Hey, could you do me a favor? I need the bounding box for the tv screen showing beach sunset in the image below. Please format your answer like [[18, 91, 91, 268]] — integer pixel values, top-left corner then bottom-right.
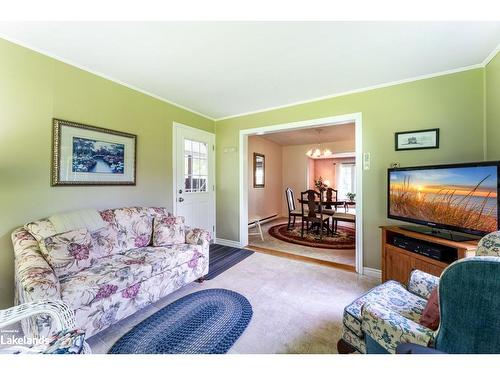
[[389, 166, 498, 234]]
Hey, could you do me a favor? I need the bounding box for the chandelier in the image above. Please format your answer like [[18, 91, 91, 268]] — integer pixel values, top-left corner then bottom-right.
[[305, 129, 332, 158]]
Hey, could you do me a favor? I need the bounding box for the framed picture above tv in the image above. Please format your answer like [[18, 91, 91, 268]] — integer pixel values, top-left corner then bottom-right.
[[395, 128, 439, 151], [52, 118, 137, 186]]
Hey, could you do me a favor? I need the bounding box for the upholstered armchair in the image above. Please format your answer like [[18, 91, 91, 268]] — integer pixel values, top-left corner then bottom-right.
[[339, 231, 500, 354]]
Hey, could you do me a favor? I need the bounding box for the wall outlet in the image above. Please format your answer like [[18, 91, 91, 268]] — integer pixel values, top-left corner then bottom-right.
[[363, 152, 371, 170]]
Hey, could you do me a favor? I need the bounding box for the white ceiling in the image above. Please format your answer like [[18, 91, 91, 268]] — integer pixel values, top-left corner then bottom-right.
[[0, 22, 499, 120], [258, 122, 354, 146]]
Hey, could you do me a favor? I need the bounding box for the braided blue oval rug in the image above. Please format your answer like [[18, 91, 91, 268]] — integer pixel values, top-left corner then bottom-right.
[[108, 289, 253, 354]]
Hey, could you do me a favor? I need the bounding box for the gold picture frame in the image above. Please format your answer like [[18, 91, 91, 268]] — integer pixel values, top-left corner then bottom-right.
[[52, 118, 137, 186]]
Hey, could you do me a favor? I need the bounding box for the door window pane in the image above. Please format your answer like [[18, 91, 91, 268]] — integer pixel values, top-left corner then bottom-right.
[[184, 139, 208, 193]]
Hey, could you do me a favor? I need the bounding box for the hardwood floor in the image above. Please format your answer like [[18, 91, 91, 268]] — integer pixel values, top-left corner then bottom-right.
[[248, 217, 356, 270], [246, 245, 356, 272]]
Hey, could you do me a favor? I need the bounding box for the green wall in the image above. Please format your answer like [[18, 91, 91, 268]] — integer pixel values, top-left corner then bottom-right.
[[486, 52, 500, 159], [0, 38, 214, 308], [215, 69, 485, 271]]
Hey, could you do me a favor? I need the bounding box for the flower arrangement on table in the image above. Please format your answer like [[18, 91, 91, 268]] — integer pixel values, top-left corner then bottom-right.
[[314, 176, 328, 191]]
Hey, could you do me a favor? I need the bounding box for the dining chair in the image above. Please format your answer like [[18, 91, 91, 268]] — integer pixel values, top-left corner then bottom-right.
[[322, 188, 337, 232], [300, 190, 330, 240], [324, 188, 338, 210], [285, 188, 303, 230]]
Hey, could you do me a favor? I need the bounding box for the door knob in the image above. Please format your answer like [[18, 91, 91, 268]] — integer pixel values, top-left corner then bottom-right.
[[178, 197, 184, 202]]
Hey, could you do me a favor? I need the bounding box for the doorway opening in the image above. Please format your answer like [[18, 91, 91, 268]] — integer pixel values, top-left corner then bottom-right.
[[239, 114, 363, 274]]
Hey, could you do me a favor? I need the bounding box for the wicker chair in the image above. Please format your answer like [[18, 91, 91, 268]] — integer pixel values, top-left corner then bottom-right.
[[0, 299, 91, 354]]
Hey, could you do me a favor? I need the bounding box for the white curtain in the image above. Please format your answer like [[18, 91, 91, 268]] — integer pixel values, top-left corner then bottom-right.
[[336, 163, 356, 200]]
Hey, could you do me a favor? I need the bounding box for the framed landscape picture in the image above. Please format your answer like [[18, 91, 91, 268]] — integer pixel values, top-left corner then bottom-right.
[[395, 128, 439, 151], [52, 119, 136, 186]]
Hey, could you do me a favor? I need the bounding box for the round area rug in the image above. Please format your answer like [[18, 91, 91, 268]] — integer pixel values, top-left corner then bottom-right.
[[108, 289, 253, 354], [268, 223, 355, 249]]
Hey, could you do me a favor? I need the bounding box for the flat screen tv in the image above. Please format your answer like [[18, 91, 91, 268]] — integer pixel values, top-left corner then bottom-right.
[[388, 161, 500, 239]]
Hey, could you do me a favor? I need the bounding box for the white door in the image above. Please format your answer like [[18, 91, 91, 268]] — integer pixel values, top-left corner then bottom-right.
[[174, 123, 215, 239]]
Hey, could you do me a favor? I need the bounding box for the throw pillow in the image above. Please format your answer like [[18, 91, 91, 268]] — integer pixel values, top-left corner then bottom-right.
[[43, 229, 94, 279], [24, 218, 58, 253], [153, 216, 186, 246], [90, 224, 120, 258], [419, 288, 440, 330]]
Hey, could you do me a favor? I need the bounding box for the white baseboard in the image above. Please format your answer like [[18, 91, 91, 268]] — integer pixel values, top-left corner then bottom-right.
[[363, 267, 382, 281], [215, 238, 243, 248]]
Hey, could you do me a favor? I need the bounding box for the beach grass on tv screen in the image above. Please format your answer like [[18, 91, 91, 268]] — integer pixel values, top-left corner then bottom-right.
[[390, 171, 497, 234]]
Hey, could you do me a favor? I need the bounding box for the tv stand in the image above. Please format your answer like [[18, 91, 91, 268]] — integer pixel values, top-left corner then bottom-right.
[[381, 226, 479, 284], [400, 225, 480, 242]]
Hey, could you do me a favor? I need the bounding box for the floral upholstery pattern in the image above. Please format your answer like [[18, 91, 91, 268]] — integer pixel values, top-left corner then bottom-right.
[[407, 269, 440, 300], [12, 207, 210, 339], [186, 227, 212, 247], [343, 280, 427, 339], [361, 302, 435, 353], [43, 229, 94, 279], [476, 231, 500, 256], [24, 219, 58, 254], [90, 224, 120, 258], [42, 329, 86, 354], [60, 244, 204, 309], [106, 207, 153, 251], [74, 259, 208, 337], [152, 216, 185, 246], [342, 325, 365, 353]]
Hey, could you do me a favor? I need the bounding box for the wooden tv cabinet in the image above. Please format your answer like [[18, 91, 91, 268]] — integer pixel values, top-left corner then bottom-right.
[[381, 226, 479, 284]]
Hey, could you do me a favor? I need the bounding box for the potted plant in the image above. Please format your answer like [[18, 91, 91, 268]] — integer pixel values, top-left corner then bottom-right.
[[346, 192, 356, 202]]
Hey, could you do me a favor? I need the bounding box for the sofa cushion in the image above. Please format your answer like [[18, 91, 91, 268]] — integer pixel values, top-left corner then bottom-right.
[[343, 280, 427, 338], [24, 219, 58, 253], [147, 207, 173, 218], [43, 229, 95, 279], [152, 216, 185, 246], [90, 224, 120, 258], [49, 208, 106, 234], [60, 244, 204, 309], [110, 207, 153, 251], [60, 254, 154, 308], [124, 244, 204, 275]]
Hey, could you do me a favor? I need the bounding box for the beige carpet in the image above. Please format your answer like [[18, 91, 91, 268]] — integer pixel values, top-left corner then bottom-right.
[[249, 217, 356, 267], [87, 251, 378, 354]]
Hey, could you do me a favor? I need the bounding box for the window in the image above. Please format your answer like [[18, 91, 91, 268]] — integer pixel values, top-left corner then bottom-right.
[[338, 163, 356, 200], [184, 139, 208, 192]]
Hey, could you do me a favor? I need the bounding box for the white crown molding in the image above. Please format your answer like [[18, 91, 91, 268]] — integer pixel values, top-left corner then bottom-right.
[[215, 63, 484, 121], [0, 34, 216, 122], [3, 33, 498, 123], [482, 42, 500, 66]]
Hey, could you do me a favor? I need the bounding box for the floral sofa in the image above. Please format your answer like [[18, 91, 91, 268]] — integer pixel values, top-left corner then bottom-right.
[[12, 207, 210, 339]]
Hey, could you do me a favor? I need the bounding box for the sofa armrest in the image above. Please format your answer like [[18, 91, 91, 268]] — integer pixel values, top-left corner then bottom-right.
[[361, 301, 435, 354], [185, 227, 211, 251], [407, 269, 439, 300], [476, 231, 500, 256], [12, 228, 62, 338]]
